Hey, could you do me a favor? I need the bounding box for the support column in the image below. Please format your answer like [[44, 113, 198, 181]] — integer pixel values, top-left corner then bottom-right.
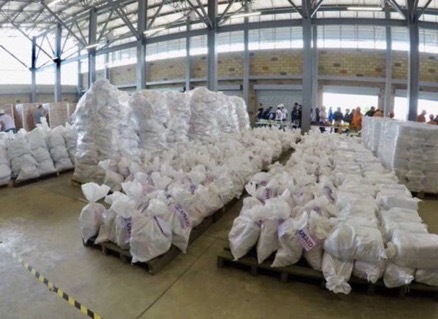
[[301, 17, 313, 133], [104, 40, 110, 80], [136, 0, 147, 90], [77, 49, 82, 98], [55, 23, 62, 102], [207, 0, 218, 91], [311, 24, 318, 112], [88, 9, 97, 88], [31, 36, 37, 103], [384, 6, 393, 117], [243, 24, 250, 109], [185, 15, 191, 92], [407, 20, 420, 121]]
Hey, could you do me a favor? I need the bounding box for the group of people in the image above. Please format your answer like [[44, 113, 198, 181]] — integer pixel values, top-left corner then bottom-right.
[[416, 110, 438, 125], [256, 104, 289, 122], [0, 104, 47, 134], [316, 106, 396, 133]]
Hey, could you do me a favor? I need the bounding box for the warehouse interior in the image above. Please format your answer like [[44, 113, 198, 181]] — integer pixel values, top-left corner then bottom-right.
[[1, 1, 438, 319]]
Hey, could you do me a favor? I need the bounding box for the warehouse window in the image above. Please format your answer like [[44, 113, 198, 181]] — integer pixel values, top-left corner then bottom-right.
[[218, 31, 244, 53], [318, 25, 386, 50], [394, 97, 438, 121], [249, 27, 303, 50], [0, 34, 31, 84]]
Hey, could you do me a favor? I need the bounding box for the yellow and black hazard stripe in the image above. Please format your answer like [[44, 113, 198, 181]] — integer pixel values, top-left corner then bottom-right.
[[12, 253, 103, 319]]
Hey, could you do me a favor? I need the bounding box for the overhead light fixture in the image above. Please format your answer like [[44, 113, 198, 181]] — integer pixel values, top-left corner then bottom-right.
[[48, 0, 63, 7], [143, 27, 166, 35], [85, 43, 99, 49], [232, 11, 261, 19], [347, 6, 382, 11]]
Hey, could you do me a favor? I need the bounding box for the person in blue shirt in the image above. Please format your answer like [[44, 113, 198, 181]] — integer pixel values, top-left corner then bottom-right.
[[328, 107, 334, 123], [34, 104, 47, 124]]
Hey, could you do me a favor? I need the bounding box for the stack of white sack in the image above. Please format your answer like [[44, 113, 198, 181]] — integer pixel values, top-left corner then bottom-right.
[[85, 129, 301, 259], [25, 127, 57, 175], [130, 90, 170, 153], [166, 91, 191, 144], [73, 80, 140, 184], [8, 130, 40, 181], [46, 126, 74, 172], [62, 123, 77, 164], [233, 96, 250, 131], [188, 87, 221, 140], [0, 136, 11, 185]]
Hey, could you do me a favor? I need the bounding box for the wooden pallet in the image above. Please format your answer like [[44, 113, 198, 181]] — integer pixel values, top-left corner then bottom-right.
[[412, 191, 438, 200], [84, 197, 240, 275], [217, 247, 438, 299], [13, 171, 60, 187]]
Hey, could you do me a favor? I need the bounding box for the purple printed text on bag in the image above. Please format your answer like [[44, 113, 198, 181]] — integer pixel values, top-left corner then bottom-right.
[[296, 228, 316, 251], [265, 188, 273, 200], [175, 204, 191, 229]]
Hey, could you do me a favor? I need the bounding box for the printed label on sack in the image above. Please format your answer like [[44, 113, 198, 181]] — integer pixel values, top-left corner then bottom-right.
[[297, 228, 316, 251], [122, 217, 132, 242], [175, 204, 191, 229], [265, 188, 273, 200]]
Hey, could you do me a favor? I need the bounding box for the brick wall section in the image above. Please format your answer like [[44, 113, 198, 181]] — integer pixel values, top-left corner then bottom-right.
[[420, 53, 438, 82], [191, 56, 207, 78], [393, 52, 408, 80], [147, 58, 185, 82], [319, 49, 386, 78], [250, 50, 303, 76], [0, 94, 30, 105], [110, 65, 135, 86], [218, 53, 243, 78]]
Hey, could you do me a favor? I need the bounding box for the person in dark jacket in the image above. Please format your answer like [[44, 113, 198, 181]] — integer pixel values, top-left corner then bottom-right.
[[333, 107, 344, 133], [262, 106, 272, 119], [343, 108, 352, 125], [365, 106, 376, 117], [256, 107, 264, 120]]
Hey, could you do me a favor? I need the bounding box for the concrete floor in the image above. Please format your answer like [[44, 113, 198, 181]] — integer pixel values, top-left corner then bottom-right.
[[0, 173, 437, 319]]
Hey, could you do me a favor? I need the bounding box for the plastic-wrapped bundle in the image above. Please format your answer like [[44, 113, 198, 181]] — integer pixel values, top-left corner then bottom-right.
[[271, 216, 305, 267], [8, 130, 40, 181], [353, 260, 386, 283], [26, 128, 57, 175], [73, 80, 140, 184], [415, 269, 438, 286], [383, 262, 414, 288], [225, 95, 240, 133], [214, 92, 235, 134], [322, 252, 354, 294], [79, 183, 110, 242], [130, 90, 170, 152], [324, 222, 386, 263], [130, 214, 172, 263], [388, 231, 438, 269], [0, 138, 11, 185], [188, 87, 220, 140], [166, 91, 191, 143], [233, 96, 250, 131]]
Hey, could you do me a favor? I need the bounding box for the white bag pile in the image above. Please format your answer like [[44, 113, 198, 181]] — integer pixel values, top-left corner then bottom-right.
[[73, 79, 140, 184], [130, 90, 170, 152], [46, 126, 74, 172], [166, 91, 191, 143], [63, 123, 77, 164], [8, 130, 40, 181], [26, 127, 57, 175], [188, 87, 221, 140], [228, 131, 438, 295], [0, 136, 11, 185]]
